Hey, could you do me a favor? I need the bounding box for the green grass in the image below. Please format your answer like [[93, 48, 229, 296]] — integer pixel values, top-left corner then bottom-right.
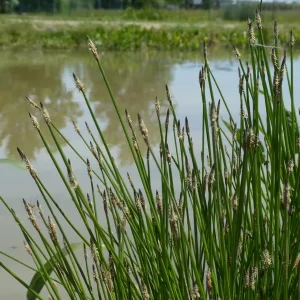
[[2, 7, 300, 23], [1, 10, 300, 300], [0, 20, 300, 50]]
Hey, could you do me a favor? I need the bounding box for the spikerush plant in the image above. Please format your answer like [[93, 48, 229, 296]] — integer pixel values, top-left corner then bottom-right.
[[1, 10, 300, 300]]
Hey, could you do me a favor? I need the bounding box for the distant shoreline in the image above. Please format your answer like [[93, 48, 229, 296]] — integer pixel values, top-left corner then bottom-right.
[[0, 17, 299, 50]]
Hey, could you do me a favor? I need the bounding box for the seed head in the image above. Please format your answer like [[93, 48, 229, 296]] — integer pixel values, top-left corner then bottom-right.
[[125, 109, 133, 129], [256, 75, 260, 90], [109, 252, 115, 280], [178, 195, 183, 218], [92, 264, 99, 282], [255, 10, 262, 30], [138, 114, 149, 144], [170, 214, 178, 235], [102, 191, 108, 216], [244, 270, 250, 288], [63, 239, 70, 254], [83, 123, 91, 136], [273, 70, 280, 99], [37, 200, 43, 218], [122, 203, 130, 218], [185, 156, 192, 188], [121, 213, 127, 230], [271, 48, 278, 70], [106, 270, 113, 292], [297, 137, 300, 150], [88, 38, 99, 61], [191, 284, 200, 299], [288, 158, 294, 176], [233, 45, 241, 59], [239, 72, 244, 96], [289, 204, 295, 216], [24, 241, 32, 256], [192, 169, 197, 190], [224, 169, 230, 185], [208, 165, 215, 189], [250, 267, 258, 290], [48, 217, 58, 243], [283, 181, 291, 209], [17, 147, 36, 178], [246, 63, 251, 81], [139, 189, 145, 209], [280, 51, 286, 81], [90, 141, 99, 161], [29, 113, 40, 130], [206, 269, 212, 294], [90, 239, 99, 263], [156, 191, 162, 215], [185, 117, 190, 137], [134, 191, 141, 212], [233, 194, 238, 212], [86, 159, 92, 179], [73, 73, 84, 92], [132, 136, 139, 153], [155, 97, 160, 118], [40, 102, 51, 125], [248, 19, 256, 45], [165, 108, 170, 132], [293, 253, 300, 270], [227, 252, 232, 266], [263, 249, 272, 270], [274, 20, 278, 40], [166, 143, 172, 165], [72, 120, 80, 135], [67, 159, 78, 189], [166, 84, 172, 105], [23, 198, 39, 231], [127, 172, 135, 191], [290, 30, 295, 47], [200, 65, 207, 89], [203, 41, 208, 61], [241, 109, 248, 119], [87, 193, 93, 212], [142, 284, 150, 300], [210, 102, 219, 141], [26, 97, 40, 110]]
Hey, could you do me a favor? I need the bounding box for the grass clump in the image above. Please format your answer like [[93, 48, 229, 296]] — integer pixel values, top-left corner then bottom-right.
[[1, 9, 300, 300]]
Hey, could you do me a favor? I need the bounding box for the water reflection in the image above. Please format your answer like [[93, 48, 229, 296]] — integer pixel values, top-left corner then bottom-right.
[[0, 51, 178, 164], [0, 49, 245, 165], [0, 51, 82, 160]]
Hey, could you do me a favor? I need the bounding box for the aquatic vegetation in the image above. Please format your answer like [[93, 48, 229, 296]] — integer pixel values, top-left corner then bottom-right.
[[0, 21, 299, 50], [1, 9, 300, 299]]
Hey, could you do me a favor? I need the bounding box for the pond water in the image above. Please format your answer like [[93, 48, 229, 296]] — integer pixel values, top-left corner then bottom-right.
[[0, 48, 300, 299]]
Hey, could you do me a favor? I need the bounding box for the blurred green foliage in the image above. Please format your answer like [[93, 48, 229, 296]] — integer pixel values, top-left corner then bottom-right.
[[0, 21, 299, 50]]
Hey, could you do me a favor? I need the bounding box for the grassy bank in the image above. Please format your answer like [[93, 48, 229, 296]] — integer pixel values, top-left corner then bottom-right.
[[0, 20, 300, 50], [2, 7, 300, 23]]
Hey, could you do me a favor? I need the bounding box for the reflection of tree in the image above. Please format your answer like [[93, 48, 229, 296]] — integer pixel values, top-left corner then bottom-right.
[[0, 52, 82, 160], [76, 53, 173, 165], [0, 51, 175, 165]]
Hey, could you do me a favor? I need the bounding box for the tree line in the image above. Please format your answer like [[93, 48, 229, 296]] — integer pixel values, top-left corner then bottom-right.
[[0, 0, 221, 13]]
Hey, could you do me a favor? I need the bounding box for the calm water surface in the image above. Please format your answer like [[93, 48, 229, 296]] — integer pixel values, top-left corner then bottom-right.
[[0, 49, 300, 298]]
